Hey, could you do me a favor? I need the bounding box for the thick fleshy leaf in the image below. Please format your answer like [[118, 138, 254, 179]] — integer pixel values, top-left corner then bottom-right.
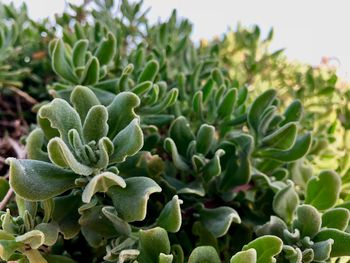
[[261, 122, 297, 150], [72, 39, 88, 68], [199, 206, 241, 238], [80, 57, 99, 85], [230, 249, 257, 263], [137, 59, 159, 83], [52, 193, 81, 239], [79, 205, 119, 247], [311, 239, 334, 261], [39, 98, 82, 143], [257, 133, 311, 162], [16, 230, 45, 249], [44, 254, 77, 263], [8, 158, 78, 201], [293, 205, 321, 238], [70, 85, 100, 122], [217, 88, 237, 118], [157, 195, 183, 233], [272, 181, 299, 223], [248, 89, 276, 136], [314, 228, 350, 257], [159, 253, 174, 263], [196, 124, 215, 156], [82, 172, 126, 203], [138, 227, 170, 263], [321, 208, 350, 231], [26, 128, 49, 162], [143, 88, 178, 114], [305, 170, 341, 210], [255, 216, 287, 239], [95, 137, 114, 168], [101, 206, 131, 236], [0, 239, 22, 261], [188, 246, 220, 263], [107, 92, 140, 138], [280, 100, 303, 126], [94, 32, 116, 65], [110, 119, 143, 163], [169, 116, 195, 155], [52, 39, 77, 83], [243, 235, 283, 263], [35, 223, 59, 246], [47, 137, 94, 175], [82, 105, 108, 143], [164, 138, 190, 171], [108, 177, 161, 222]]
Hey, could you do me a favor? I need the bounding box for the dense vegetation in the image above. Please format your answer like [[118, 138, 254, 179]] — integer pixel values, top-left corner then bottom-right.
[[1, 1, 350, 262]]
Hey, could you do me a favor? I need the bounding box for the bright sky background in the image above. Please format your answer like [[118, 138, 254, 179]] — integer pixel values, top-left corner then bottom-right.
[[5, 0, 350, 80]]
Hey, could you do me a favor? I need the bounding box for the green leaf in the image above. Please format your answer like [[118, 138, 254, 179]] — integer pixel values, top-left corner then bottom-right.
[[44, 255, 77, 263], [7, 158, 78, 201], [35, 223, 59, 246], [47, 137, 94, 175], [217, 88, 237, 118], [16, 230, 45, 249], [94, 32, 116, 65], [39, 98, 83, 144], [314, 228, 350, 257], [82, 172, 126, 203], [137, 59, 159, 83], [255, 216, 287, 239], [52, 39, 77, 83], [261, 122, 297, 150], [230, 249, 257, 263], [199, 206, 240, 238], [70, 85, 100, 122], [196, 124, 215, 155], [321, 208, 350, 231], [108, 177, 161, 222], [169, 116, 195, 156], [72, 39, 88, 68], [248, 89, 277, 136], [311, 239, 334, 261], [293, 205, 321, 238], [243, 235, 283, 263], [26, 128, 49, 162], [0, 178, 9, 200], [138, 227, 170, 263], [257, 133, 312, 162], [188, 246, 221, 263], [157, 195, 183, 233], [110, 119, 143, 163], [272, 181, 299, 223], [107, 92, 140, 139], [164, 138, 190, 171], [0, 240, 22, 261], [101, 206, 131, 236], [305, 170, 341, 210], [159, 253, 174, 263], [82, 105, 108, 143], [81, 57, 99, 85], [280, 100, 303, 126]]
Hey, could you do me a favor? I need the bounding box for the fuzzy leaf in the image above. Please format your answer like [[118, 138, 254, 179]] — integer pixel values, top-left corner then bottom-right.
[[70, 85, 100, 122], [81, 57, 99, 85], [188, 246, 221, 263], [305, 170, 341, 210], [107, 92, 140, 138], [314, 228, 350, 257], [137, 59, 159, 83], [82, 172, 126, 203], [139, 227, 170, 263], [101, 206, 131, 236], [39, 98, 82, 143], [230, 249, 257, 263], [8, 158, 78, 201], [164, 138, 190, 171], [199, 206, 240, 238], [196, 124, 215, 155], [217, 88, 237, 118], [16, 230, 45, 249], [47, 137, 94, 175], [157, 195, 183, 233], [110, 119, 143, 163], [35, 223, 59, 246], [72, 39, 88, 68], [243, 235, 283, 263], [280, 100, 303, 126], [26, 128, 49, 162], [311, 239, 334, 261], [82, 105, 108, 143], [169, 116, 195, 155], [108, 177, 161, 222], [292, 205, 320, 239], [94, 32, 116, 65], [272, 181, 299, 223], [52, 39, 77, 83], [261, 122, 297, 150], [321, 208, 350, 231]]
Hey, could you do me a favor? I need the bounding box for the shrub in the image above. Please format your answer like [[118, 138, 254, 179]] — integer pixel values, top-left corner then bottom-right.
[[1, 0, 350, 262]]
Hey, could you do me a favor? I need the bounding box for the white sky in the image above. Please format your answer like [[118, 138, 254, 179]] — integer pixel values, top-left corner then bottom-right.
[[5, 0, 350, 80]]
